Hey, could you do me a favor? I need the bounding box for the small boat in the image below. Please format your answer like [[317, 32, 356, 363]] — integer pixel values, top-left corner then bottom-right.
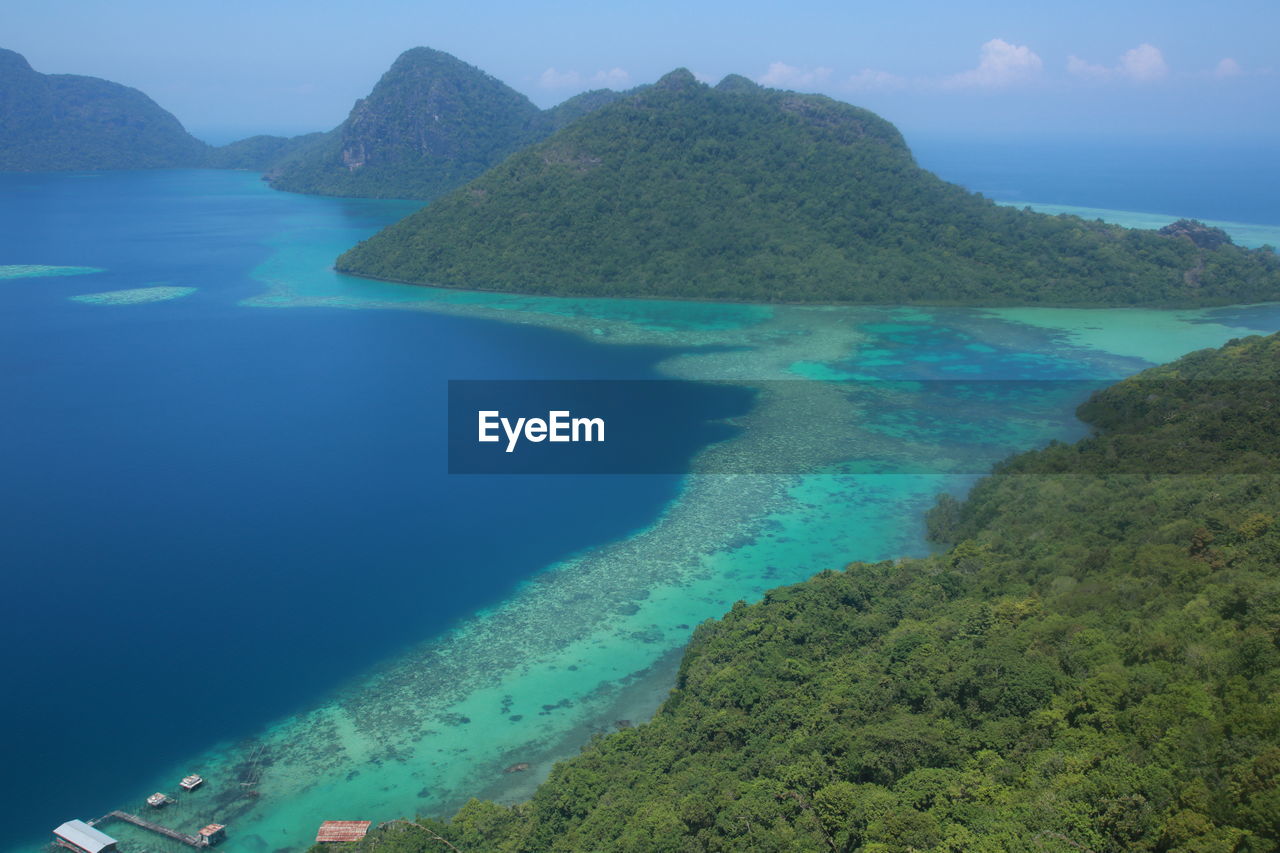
[[146, 793, 169, 808], [180, 774, 204, 791]]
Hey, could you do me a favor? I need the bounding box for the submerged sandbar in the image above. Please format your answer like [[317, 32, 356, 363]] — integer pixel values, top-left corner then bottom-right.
[[1, 264, 102, 280], [70, 286, 196, 305]]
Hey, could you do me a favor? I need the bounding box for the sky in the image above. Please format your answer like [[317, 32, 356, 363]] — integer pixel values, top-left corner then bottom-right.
[[4, 0, 1278, 145]]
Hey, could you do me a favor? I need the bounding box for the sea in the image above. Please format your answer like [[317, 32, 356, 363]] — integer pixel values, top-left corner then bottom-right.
[[3, 137, 1278, 853]]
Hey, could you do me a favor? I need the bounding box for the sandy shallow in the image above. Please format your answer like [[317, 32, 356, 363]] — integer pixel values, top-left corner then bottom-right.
[[41, 211, 1280, 853], [70, 286, 196, 305], [0, 263, 102, 280]]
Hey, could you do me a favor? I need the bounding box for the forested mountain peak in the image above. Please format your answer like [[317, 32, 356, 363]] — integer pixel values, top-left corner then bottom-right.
[[0, 47, 34, 74], [0, 47, 209, 171], [336, 74, 1280, 306], [652, 67, 701, 92], [714, 73, 761, 93], [264, 46, 544, 200]]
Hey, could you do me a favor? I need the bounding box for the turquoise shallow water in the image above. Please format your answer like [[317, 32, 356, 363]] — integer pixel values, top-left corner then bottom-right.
[[10, 175, 1280, 853], [995, 199, 1278, 250]]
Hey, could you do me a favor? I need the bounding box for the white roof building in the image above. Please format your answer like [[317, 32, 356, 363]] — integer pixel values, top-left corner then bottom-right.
[[53, 820, 117, 853]]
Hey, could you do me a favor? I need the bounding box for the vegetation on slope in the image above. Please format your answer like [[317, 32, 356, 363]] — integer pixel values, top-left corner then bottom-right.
[[203, 132, 325, 171], [336, 69, 1280, 307], [264, 47, 546, 200], [542, 89, 629, 132], [0, 47, 209, 171], [0, 44, 627, 185], [334, 333, 1280, 852]]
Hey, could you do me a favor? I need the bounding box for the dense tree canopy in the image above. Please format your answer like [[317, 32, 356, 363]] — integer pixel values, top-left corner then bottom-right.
[[0, 46, 327, 174], [329, 333, 1280, 852], [264, 47, 548, 201], [203, 133, 325, 171], [337, 70, 1280, 307], [0, 47, 209, 171]]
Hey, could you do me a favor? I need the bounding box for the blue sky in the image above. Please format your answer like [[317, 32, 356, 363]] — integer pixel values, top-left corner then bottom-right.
[[4, 0, 1278, 143]]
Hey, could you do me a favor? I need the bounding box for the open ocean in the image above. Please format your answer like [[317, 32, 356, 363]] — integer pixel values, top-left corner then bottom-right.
[[3, 138, 1278, 852], [913, 134, 1279, 226]]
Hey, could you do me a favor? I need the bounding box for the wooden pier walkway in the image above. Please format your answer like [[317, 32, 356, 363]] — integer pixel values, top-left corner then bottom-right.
[[92, 811, 207, 848]]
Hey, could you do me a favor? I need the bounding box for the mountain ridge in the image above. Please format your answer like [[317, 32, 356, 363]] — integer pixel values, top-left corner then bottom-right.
[[335, 70, 1280, 307], [1, 45, 599, 182], [0, 47, 209, 171], [263, 47, 547, 200]]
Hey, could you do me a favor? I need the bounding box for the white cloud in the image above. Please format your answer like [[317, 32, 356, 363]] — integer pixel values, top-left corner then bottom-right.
[[846, 68, 907, 92], [539, 67, 581, 89], [1118, 43, 1168, 82], [591, 67, 630, 88], [1066, 43, 1169, 83], [943, 39, 1043, 90], [1214, 57, 1243, 78], [539, 67, 631, 90], [757, 61, 834, 89], [1066, 54, 1110, 79]]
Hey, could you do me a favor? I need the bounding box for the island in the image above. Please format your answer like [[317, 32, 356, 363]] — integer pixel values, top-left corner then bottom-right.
[[336, 69, 1280, 307], [0, 47, 208, 171], [265, 47, 553, 201], [0, 46, 322, 173]]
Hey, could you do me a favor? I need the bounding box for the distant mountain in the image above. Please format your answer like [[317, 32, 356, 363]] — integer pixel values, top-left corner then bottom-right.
[[541, 88, 629, 132], [0, 44, 625, 192], [265, 47, 547, 200], [203, 132, 326, 171], [336, 68, 1280, 307], [0, 48, 208, 171]]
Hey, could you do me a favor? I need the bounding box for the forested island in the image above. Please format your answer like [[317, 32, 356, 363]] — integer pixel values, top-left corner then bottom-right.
[[0, 47, 322, 172], [319, 332, 1280, 851], [262, 48, 549, 201], [8, 44, 1280, 310], [336, 68, 1280, 307], [0, 47, 209, 171], [260, 49, 631, 200], [0, 45, 628, 198]]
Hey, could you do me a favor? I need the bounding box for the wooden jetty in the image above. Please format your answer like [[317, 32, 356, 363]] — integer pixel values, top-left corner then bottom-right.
[[90, 811, 223, 848]]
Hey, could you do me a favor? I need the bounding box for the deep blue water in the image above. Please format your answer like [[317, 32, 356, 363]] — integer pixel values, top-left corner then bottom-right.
[[0, 171, 730, 836], [913, 135, 1280, 225], [3, 136, 1275, 845]]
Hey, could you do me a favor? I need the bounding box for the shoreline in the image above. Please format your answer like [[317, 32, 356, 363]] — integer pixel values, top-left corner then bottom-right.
[[15, 178, 1280, 853], [331, 200, 1280, 309], [332, 265, 1280, 312]]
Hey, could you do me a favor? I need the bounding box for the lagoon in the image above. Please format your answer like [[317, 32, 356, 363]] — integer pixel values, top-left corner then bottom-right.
[[3, 167, 1278, 853]]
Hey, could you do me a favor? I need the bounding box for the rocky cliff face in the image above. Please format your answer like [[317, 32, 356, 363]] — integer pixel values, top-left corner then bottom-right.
[[266, 47, 544, 200]]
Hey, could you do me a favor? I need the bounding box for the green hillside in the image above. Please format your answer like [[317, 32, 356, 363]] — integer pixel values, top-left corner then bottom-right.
[[204, 132, 326, 171], [0, 47, 208, 171], [264, 47, 545, 200], [335, 333, 1280, 851], [336, 69, 1280, 307], [542, 88, 629, 132]]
